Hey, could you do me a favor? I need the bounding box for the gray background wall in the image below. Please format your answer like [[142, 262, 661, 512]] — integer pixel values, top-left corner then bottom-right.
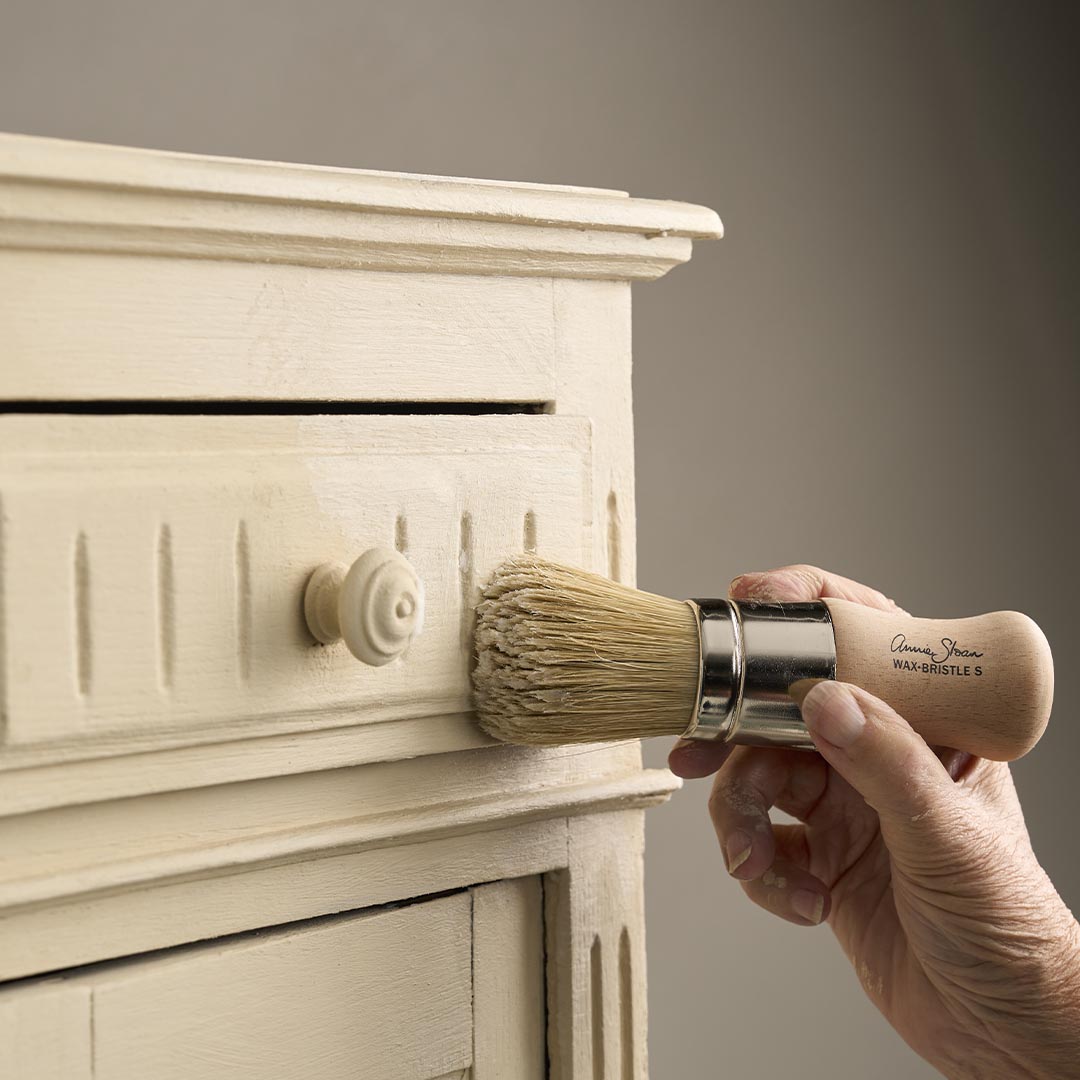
[[2, 2, 1076, 1076]]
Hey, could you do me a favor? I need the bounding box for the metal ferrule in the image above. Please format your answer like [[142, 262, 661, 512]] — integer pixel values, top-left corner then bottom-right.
[[683, 599, 837, 750]]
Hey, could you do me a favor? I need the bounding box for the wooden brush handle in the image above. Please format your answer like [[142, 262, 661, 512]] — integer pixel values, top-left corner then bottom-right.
[[823, 598, 1053, 760]]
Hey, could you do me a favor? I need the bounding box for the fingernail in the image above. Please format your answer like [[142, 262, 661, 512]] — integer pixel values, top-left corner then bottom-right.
[[792, 889, 825, 925], [799, 682, 866, 748], [788, 678, 825, 706], [725, 831, 752, 874]]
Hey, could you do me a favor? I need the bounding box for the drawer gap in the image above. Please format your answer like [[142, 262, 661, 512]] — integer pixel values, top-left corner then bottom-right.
[[0, 884, 477, 989], [0, 400, 553, 416]]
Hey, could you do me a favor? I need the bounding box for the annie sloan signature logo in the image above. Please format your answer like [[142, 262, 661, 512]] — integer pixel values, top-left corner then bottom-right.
[[891, 635, 984, 663], [891, 634, 984, 676]]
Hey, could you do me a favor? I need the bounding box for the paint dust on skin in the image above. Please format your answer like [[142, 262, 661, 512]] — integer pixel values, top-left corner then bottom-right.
[[857, 958, 886, 998], [729, 574, 781, 600], [718, 780, 771, 834], [761, 869, 787, 889], [758, 867, 789, 912]]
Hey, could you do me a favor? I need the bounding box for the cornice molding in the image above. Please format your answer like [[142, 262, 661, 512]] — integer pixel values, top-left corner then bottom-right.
[[0, 133, 723, 281]]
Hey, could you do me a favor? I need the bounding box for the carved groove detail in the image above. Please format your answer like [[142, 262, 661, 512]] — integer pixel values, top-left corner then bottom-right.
[[523, 509, 537, 553], [459, 511, 475, 656], [619, 926, 634, 1079], [607, 490, 621, 582], [591, 934, 605, 1080], [235, 521, 252, 682], [156, 523, 175, 692], [74, 531, 92, 697], [394, 513, 409, 554]]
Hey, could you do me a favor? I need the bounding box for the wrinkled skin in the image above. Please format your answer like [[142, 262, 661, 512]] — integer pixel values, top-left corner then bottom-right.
[[668, 566, 1080, 1080]]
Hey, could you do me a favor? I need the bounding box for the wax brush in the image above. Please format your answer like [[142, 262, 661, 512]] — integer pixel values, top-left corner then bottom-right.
[[471, 556, 1054, 761]]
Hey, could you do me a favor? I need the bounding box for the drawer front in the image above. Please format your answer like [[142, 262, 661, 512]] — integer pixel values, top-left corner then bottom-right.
[[0, 254, 556, 404], [0, 880, 545, 1080], [0, 414, 591, 757], [93, 892, 474, 1080]]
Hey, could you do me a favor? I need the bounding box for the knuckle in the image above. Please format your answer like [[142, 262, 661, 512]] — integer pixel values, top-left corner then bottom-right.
[[709, 776, 761, 822], [776, 565, 824, 597], [784, 562, 825, 580]]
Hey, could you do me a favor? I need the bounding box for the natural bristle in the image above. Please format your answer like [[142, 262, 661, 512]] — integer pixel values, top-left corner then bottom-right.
[[471, 556, 700, 746]]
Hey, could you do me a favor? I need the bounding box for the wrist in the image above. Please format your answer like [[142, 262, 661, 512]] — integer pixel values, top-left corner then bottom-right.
[[934, 885, 1080, 1080], [992, 898, 1080, 1080], [1041, 909, 1080, 1031]]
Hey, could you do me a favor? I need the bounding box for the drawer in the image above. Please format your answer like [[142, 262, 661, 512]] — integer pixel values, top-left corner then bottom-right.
[[0, 255, 558, 405], [0, 413, 590, 760], [0, 878, 546, 1080]]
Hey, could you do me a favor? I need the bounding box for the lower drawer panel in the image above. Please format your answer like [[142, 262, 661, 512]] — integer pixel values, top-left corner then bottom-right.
[[0, 879, 547, 1080], [0, 892, 474, 1080], [0, 414, 591, 758], [93, 893, 474, 1080]]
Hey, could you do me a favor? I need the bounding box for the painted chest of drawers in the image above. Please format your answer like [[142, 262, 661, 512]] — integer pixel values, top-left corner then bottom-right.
[[0, 133, 721, 1079]]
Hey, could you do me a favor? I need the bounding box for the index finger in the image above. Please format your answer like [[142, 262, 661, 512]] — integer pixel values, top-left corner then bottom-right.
[[728, 564, 906, 613]]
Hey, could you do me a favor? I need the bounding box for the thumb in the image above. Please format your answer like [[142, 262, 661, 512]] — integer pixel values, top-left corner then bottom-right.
[[794, 681, 969, 857]]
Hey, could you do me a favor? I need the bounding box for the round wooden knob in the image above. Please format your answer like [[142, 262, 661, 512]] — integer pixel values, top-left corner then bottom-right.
[[304, 546, 424, 665]]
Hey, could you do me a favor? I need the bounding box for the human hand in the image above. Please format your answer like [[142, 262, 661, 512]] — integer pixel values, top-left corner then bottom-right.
[[668, 565, 1080, 1080]]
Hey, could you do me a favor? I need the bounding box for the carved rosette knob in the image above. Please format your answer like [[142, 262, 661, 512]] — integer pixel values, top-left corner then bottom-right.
[[304, 546, 425, 666]]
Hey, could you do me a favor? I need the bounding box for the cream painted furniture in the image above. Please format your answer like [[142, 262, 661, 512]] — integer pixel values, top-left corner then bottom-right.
[[0, 133, 721, 1079]]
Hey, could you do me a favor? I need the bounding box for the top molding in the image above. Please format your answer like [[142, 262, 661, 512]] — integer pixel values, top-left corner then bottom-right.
[[0, 132, 723, 280]]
